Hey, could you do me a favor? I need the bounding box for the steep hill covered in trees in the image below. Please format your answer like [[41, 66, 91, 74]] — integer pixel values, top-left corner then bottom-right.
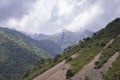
[[0, 27, 52, 80]]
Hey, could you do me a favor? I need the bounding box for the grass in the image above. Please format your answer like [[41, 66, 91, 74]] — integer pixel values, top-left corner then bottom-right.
[[102, 37, 120, 80], [67, 35, 113, 76], [102, 53, 120, 80], [0, 54, 8, 62], [70, 42, 103, 74], [95, 37, 120, 69]]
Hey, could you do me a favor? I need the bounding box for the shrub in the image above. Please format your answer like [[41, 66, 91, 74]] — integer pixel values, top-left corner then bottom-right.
[[65, 57, 72, 63], [66, 69, 74, 79], [100, 42, 106, 47], [85, 76, 90, 80]]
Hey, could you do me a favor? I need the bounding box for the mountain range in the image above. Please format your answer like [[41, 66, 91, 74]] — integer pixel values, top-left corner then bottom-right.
[[30, 30, 93, 55]]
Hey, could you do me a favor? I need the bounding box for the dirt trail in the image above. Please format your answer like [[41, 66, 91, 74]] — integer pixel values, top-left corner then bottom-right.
[[33, 54, 78, 80], [71, 51, 102, 80], [71, 39, 119, 80], [33, 39, 117, 80], [71, 52, 119, 80], [100, 52, 119, 73], [71, 54, 79, 59], [104, 39, 114, 49]]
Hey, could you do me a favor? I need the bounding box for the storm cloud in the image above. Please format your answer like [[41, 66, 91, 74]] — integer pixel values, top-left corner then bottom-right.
[[0, 0, 120, 34]]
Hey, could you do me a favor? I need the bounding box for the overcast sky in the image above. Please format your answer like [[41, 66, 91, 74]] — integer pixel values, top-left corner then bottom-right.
[[0, 0, 120, 35]]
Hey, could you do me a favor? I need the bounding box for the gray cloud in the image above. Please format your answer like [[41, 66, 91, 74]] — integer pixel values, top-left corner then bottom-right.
[[0, 0, 35, 22]]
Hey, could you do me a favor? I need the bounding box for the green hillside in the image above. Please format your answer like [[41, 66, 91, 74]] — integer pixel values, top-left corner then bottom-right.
[[20, 18, 120, 80], [102, 37, 120, 80], [68, 18, 120, 75], [0, 27, 52, 80]]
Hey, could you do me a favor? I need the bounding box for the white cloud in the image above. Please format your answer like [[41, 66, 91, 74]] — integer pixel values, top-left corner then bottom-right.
[[65, 1, 103, 32], [57, 0, 74, 16], [0, 0, 120, 34], [6, 0, 57, 34]]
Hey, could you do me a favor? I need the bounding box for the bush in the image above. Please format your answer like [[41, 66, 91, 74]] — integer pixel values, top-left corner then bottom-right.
[[83, 37, 90, 42], [80, 44, 86, 48], [85, 76, 90, 80], [65, 57, 72, 63], [95, 61, 99, 65], [100, 42, 106, 47], [66, 69, 74, 79]]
